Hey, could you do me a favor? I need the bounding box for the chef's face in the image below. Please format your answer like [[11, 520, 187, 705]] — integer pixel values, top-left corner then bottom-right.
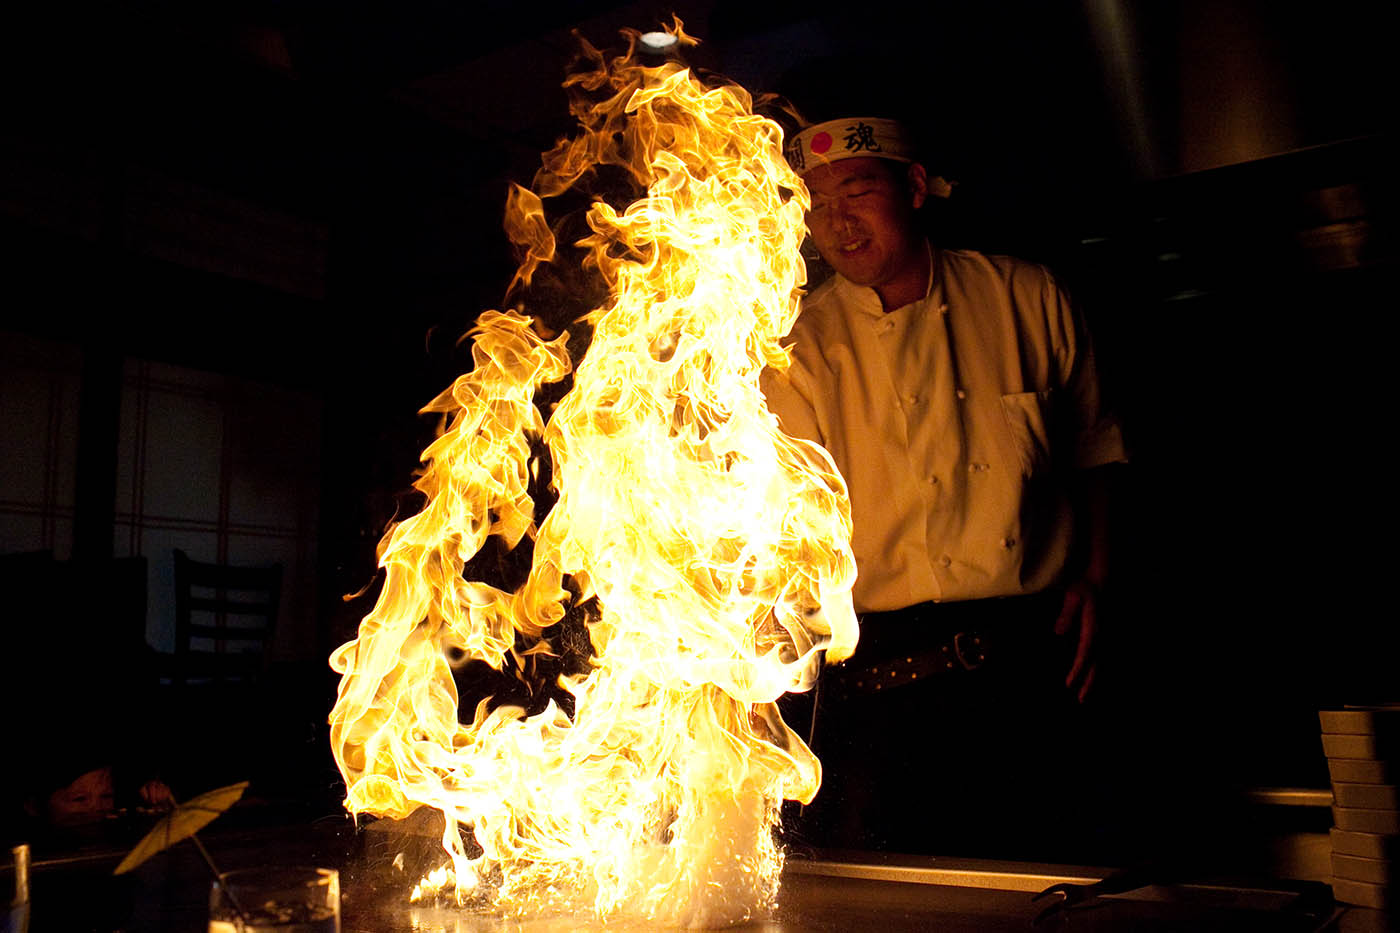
[[804, 157, 927, 291]]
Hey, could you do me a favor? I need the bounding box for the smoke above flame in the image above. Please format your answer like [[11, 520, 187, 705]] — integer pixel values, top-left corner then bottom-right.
[[328, 20, 858, 927]]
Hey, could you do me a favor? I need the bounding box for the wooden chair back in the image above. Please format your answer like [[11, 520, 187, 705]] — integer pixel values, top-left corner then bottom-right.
[[172, 548, 282, 686]]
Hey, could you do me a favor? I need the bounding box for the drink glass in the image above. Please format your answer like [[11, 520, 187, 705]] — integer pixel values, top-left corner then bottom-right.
[[4, 844, 29, 933], [208, 866, 339, 933]]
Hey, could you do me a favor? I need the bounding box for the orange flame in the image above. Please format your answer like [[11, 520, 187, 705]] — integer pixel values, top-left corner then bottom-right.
[[329, 21, 857, 926]]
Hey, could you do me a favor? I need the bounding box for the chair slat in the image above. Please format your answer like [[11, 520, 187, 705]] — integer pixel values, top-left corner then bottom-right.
[[187, 624, 268, 640], [186, 596, 277, 615]]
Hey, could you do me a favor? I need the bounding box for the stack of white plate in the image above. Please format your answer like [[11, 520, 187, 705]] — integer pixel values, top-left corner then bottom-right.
[[1321, 706, 1399, 910]]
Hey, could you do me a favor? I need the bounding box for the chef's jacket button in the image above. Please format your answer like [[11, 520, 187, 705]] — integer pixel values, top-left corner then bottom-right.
[[956, 388, 966, 399], [938, 303, 949, 314], [905, 394, 919, 405], [926, 474, 938, 485], [1000, 537, 1016, 549], [938, 555, 952, 567]]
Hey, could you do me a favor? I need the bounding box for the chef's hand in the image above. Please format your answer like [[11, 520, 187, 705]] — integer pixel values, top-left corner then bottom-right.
[[1054, 579, 1099, 703]]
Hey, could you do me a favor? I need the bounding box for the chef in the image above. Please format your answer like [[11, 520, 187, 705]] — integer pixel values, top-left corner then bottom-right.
[[766, 115, 1128, 856]]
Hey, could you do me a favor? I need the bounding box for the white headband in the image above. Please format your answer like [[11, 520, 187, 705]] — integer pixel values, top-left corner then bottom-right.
[[784, 117, 915, 177]]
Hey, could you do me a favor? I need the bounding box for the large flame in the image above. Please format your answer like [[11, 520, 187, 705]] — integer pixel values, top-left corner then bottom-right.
[[329, 22, 857, 927]]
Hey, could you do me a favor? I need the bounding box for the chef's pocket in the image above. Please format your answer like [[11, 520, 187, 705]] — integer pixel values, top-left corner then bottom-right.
[[999, 390, 1054, 477]]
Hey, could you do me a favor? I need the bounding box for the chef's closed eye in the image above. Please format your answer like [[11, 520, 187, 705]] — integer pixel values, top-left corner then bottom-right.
[[810, 189, 873, 214]]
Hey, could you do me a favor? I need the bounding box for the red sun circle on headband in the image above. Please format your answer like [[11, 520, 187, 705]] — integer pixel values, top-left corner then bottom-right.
[[810, 132, 833, 154]]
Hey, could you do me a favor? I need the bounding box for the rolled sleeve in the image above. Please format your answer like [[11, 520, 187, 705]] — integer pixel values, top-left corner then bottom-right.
[[1052, 283, 1128, 471]]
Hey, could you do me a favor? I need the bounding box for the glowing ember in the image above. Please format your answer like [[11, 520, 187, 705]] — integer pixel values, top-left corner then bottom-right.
[[329, 20, 857, 927]]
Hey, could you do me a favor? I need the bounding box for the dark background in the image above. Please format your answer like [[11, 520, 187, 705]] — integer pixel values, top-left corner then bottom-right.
[[1, 0, 1395, 868]]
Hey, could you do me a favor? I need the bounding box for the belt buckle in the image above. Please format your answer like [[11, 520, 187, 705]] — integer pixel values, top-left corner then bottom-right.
[[952, 631, 984, 670]]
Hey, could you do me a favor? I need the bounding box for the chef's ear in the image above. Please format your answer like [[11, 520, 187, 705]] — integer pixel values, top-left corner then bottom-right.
[[906, 162, 929, 210]]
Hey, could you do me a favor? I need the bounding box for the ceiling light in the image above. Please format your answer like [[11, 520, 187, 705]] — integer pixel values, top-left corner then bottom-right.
[[639, 31, 678, 52]]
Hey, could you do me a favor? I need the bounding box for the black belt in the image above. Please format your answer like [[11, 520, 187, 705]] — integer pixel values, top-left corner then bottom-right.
[[824, 629, 988, 697], [822, 592, 1060, 698]]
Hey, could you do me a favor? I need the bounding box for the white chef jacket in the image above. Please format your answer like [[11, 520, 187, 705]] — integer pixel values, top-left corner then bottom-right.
[[762, 246, 1127, 612]]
